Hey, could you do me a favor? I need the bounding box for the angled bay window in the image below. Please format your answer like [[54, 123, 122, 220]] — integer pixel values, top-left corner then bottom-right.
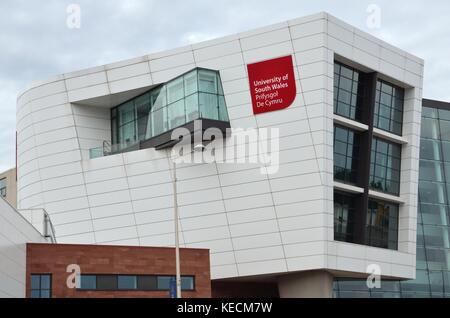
[[334, 125, 360, 184], [370, 137, 402, 195], [107, 68, 229, 155], [334, 62, 363, 121], [373, 80, 404, 136]]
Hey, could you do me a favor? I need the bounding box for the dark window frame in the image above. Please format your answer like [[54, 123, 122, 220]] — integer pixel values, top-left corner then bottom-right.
[[334, 62, 364, 121], [373, 79, 405, 136], [366, 200, 399, 250], [334, 125, 361, 184], [334, 191, 358, 244], [369, 137, 402, 196], [30, 274, 52, 298]]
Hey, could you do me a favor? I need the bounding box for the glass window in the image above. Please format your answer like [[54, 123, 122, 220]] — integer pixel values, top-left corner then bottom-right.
[[400, 270, 431, 293], [157, 276, 172, 290], [334, 192, 357, 244], [168, 99, 186, 130], [0, 178, 6, 198], [185, 93, 200, 122], [423, 226, 450, 248], [199, 93, 219, 120], [334, 62, 362, 121], [334, 126, 360, 184], [97, 275, 118, 290], [373, 79, 404, 136], [370, 138, 402, 196], [181, 277, 195, 291], [167, 77, 185, 104], [151, 107, 168, 137], [420, 139, 441, 161], [30, 274, 52, 298], [118, 276, 137, 290], [79, 275, 96, 290], [366, 200, 399, 250], [135, 93, 151, 141], [137, 276, 157, 291], [198, 70, 218, 94], [157, 276, 195, 291], [421, 118, 440, 140], [184, 70, 198, 96], [440, 120, 450, 142], [108, 68, 229, 154]]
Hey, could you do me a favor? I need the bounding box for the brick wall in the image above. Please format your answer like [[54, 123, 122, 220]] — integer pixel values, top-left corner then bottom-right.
[[26, 243, 211, 298]]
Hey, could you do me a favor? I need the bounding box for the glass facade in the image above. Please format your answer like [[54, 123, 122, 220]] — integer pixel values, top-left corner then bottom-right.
[[334, 126, 360, 184], [369, 137, 402, 196], [109, 68, 229, 154], [335, 104, 450, 298], [373, 80, 404, 136], [334, 62, 363, 121], [30, 274, 52, 298]]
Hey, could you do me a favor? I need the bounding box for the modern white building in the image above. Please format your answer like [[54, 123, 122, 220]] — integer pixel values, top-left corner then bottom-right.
[[0, 197, 48, 297], [16, 12, 423, 297]]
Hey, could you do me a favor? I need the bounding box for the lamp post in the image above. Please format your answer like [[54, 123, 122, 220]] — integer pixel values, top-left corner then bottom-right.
[[172, 159, 182, 299], [172, 143, 205, 299]]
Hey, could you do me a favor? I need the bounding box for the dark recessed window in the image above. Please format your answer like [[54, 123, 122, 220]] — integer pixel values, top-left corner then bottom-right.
[[137, 276, 157, 291], [334, 125, 360, 184], [30, 274, 52, 298], [97, 275, 118, 290], [366, 200, 399, 250], [370, 137, 402, 195], [0, 178, 6, 198], [334, 62, 363, 121], [373, 80, 404, 136], [334, 192, 357, 244]]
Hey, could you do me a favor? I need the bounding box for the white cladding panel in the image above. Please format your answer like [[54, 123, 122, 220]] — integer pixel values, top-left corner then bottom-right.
[[0, 198, 47, 298]]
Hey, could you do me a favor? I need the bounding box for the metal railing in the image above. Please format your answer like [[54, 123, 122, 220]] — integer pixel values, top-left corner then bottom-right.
[[19, 208, 57, 243], [43, 210, 57, 243]]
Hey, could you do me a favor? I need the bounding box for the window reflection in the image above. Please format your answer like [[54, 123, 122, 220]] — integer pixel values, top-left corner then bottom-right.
[[366, 200, 399, 250], [373, 80, 404, 136], [334, 126, 360, 184], [334, 62, 362, 121], [370, 138, 402, 195], [111, 68, 229, 154]]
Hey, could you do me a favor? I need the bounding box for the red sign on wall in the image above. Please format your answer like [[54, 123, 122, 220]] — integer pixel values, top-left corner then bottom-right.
[[247, 55, 297, 115]]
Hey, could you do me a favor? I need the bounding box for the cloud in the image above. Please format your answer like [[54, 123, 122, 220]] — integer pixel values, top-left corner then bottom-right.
[[1, 0, 450, 171]]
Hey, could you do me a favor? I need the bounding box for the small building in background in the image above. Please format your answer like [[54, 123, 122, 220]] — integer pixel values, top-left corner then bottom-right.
[[0, 167, 17, 209]]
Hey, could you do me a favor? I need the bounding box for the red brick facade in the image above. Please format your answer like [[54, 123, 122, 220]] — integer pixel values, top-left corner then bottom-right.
[[26, 243, 211, 298]]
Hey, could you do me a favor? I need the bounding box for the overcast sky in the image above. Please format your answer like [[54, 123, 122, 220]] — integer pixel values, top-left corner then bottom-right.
[[1, 0, 449, 172]]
